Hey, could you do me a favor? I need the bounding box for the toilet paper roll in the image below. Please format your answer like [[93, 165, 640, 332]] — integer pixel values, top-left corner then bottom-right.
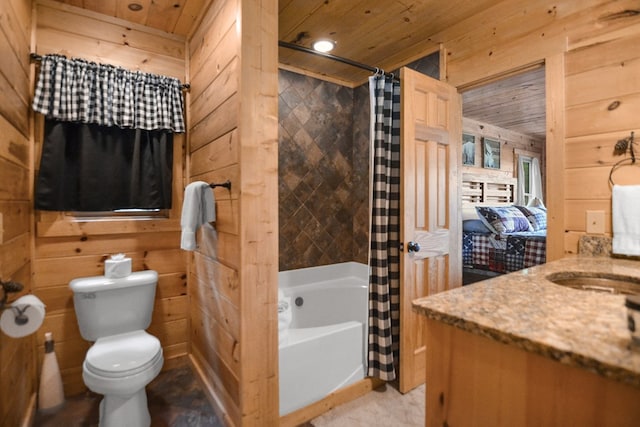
[[105, 253, 132, 278], [0, 295, 46, 338]]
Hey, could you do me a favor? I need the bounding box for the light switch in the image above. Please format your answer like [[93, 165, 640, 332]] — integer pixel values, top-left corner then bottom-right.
[[586, 210, 605, 234]]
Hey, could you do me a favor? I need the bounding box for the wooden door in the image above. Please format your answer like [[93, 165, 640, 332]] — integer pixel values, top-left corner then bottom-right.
[[399, 67, 462, 393]]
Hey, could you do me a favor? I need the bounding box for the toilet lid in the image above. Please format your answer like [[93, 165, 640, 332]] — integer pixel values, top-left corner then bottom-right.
[[85, 330, 162, 378]]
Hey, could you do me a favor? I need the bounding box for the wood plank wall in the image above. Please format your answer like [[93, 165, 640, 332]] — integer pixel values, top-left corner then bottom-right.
[[0, 0, 36, 425], [563, 24, 640, 253], [278, 1, 634, 260], [439, 0, 640, 259], [462, 117, 544, 181], [237, 0, 279, 422], [188, 0, 279, 425], [32, 0, 188, 396], [2, 0, 632, 424], [187, 1, 242, 423]]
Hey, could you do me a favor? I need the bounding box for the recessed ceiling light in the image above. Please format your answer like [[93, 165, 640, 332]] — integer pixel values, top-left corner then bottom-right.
[[128, 3, 143, 12], [312, 39, 335, 53]]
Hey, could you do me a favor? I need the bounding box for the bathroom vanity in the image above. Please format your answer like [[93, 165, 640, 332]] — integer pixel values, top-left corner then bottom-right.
[[413, 256, 640, 427]]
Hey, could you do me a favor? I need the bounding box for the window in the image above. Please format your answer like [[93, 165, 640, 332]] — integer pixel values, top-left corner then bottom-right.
[[520, 156, 533, 205], [35, 120, 174, 212], [515, 150, 543, 206], [69, 208, 166, 220], [32, 54, 184, 216]]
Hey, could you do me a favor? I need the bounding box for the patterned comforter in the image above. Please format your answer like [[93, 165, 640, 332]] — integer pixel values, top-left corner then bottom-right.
[[462, 230, 546, 274]]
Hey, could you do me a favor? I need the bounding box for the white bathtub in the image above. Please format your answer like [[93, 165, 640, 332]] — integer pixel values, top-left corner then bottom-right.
[[278, 262, 369, 416]]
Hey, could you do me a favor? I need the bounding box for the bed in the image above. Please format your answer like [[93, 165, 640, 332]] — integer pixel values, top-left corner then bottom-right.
[[461, 173, 547, 283]]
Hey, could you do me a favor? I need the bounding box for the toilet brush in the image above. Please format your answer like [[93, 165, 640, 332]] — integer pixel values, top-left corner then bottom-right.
[[38, 332, 65, 413]]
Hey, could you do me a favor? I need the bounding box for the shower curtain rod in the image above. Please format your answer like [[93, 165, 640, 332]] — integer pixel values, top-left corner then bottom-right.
[[29, 53, 191, 90], [278, 41, 398, 80]]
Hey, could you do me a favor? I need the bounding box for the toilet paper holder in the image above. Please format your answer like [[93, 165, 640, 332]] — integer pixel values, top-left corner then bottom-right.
[[0, 279, 24, 311]]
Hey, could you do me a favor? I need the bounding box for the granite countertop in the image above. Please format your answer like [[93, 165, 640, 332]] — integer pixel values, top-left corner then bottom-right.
[[413, 256, 640, 388]]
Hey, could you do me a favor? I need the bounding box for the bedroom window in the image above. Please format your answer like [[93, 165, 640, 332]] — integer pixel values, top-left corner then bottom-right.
[[520, 156, 533, 205], [516, 153, 543, 206]]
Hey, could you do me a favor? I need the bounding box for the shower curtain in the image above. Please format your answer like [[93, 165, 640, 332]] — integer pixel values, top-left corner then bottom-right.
[[367, 74, 401, 381]]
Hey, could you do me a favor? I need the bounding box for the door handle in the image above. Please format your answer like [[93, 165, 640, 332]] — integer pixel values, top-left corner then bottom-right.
[[407, 241, 421, 253]]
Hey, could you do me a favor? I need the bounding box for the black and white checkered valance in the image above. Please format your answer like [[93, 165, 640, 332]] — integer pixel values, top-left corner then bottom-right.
[[32, 54, 185, 133]]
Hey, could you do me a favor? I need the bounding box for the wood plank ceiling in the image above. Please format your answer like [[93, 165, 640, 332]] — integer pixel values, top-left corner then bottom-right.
[[51, 0, 546, 139], [49, 0, 208, 36], [278, 0, 501, 86], [462, 67, 546, 140]]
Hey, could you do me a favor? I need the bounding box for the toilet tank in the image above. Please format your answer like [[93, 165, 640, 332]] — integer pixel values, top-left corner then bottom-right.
[[69, 270, 158, 341]]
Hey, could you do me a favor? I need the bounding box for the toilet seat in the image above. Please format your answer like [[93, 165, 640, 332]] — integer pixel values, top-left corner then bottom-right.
[[85, 330, 162, 379]]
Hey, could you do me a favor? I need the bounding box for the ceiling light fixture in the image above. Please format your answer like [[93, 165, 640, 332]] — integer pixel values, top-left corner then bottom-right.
[[128, 3, 143, 12], [312, 39, 335, 53]]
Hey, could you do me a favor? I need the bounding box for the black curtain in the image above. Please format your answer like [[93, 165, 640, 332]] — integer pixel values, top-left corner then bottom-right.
[[35, 119, 173, 211]]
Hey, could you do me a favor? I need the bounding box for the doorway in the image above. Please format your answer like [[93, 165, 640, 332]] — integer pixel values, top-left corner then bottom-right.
[[459, 66, 547, 285]]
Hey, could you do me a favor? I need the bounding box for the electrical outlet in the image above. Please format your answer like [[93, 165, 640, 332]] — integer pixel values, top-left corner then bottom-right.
[[586, 210, 605, 234]]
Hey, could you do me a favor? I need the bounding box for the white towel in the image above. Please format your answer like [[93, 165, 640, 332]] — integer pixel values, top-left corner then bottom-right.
[[180, 181, 216, 251], [612, 185, 640, 256]]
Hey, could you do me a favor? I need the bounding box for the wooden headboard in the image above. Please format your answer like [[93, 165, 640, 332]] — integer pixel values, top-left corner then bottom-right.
[[462, 173, 516, 219]]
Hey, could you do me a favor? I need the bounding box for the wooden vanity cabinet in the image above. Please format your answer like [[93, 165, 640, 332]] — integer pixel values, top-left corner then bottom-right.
[[424, 319, 640, 427]]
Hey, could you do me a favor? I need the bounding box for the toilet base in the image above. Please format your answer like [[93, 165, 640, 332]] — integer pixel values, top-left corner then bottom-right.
[[98, 389, 150, 427]]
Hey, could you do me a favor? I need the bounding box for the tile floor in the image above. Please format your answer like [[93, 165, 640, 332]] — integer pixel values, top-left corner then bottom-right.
[[309, 383, 425, 427], [33, 366, 425, 427], [33, 364, 223, 427]]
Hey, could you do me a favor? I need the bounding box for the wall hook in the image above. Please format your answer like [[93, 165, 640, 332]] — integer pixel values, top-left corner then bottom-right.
[[0, 280, 23, 310]]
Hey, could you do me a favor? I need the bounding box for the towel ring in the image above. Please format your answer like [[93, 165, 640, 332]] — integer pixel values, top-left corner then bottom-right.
[[609, 157, 638, 186], [609, 131, 637, 186]]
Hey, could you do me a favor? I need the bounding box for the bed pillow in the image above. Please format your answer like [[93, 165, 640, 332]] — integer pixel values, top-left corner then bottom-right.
[[475, 206, 534, 234], [515, 205, 547, 231], [462, 219, 492, 233], [462, 205, 479, 221]]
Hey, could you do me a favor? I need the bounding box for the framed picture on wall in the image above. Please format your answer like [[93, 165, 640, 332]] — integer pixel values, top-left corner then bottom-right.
[[483, 138, 501, 169], [462, 133, 475, 166]]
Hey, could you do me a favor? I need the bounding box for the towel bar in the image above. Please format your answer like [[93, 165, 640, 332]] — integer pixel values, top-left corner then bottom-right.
[[209, 180, 231, 191]]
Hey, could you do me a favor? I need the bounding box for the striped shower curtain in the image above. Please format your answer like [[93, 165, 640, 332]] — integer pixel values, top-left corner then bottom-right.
[[367, 74, 401, 381]]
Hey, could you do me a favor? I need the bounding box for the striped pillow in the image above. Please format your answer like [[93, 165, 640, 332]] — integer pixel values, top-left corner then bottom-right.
[[515, 205, 547, 231]]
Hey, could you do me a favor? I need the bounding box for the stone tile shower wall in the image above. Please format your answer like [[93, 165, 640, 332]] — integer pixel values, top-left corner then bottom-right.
[[351, 83, 371, 264], [279, 70, 369, 270], [278, 53, 438, 271]]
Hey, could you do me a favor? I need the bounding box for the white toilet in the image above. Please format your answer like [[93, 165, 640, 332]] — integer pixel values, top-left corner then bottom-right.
[[69, 270, 164, 427]]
